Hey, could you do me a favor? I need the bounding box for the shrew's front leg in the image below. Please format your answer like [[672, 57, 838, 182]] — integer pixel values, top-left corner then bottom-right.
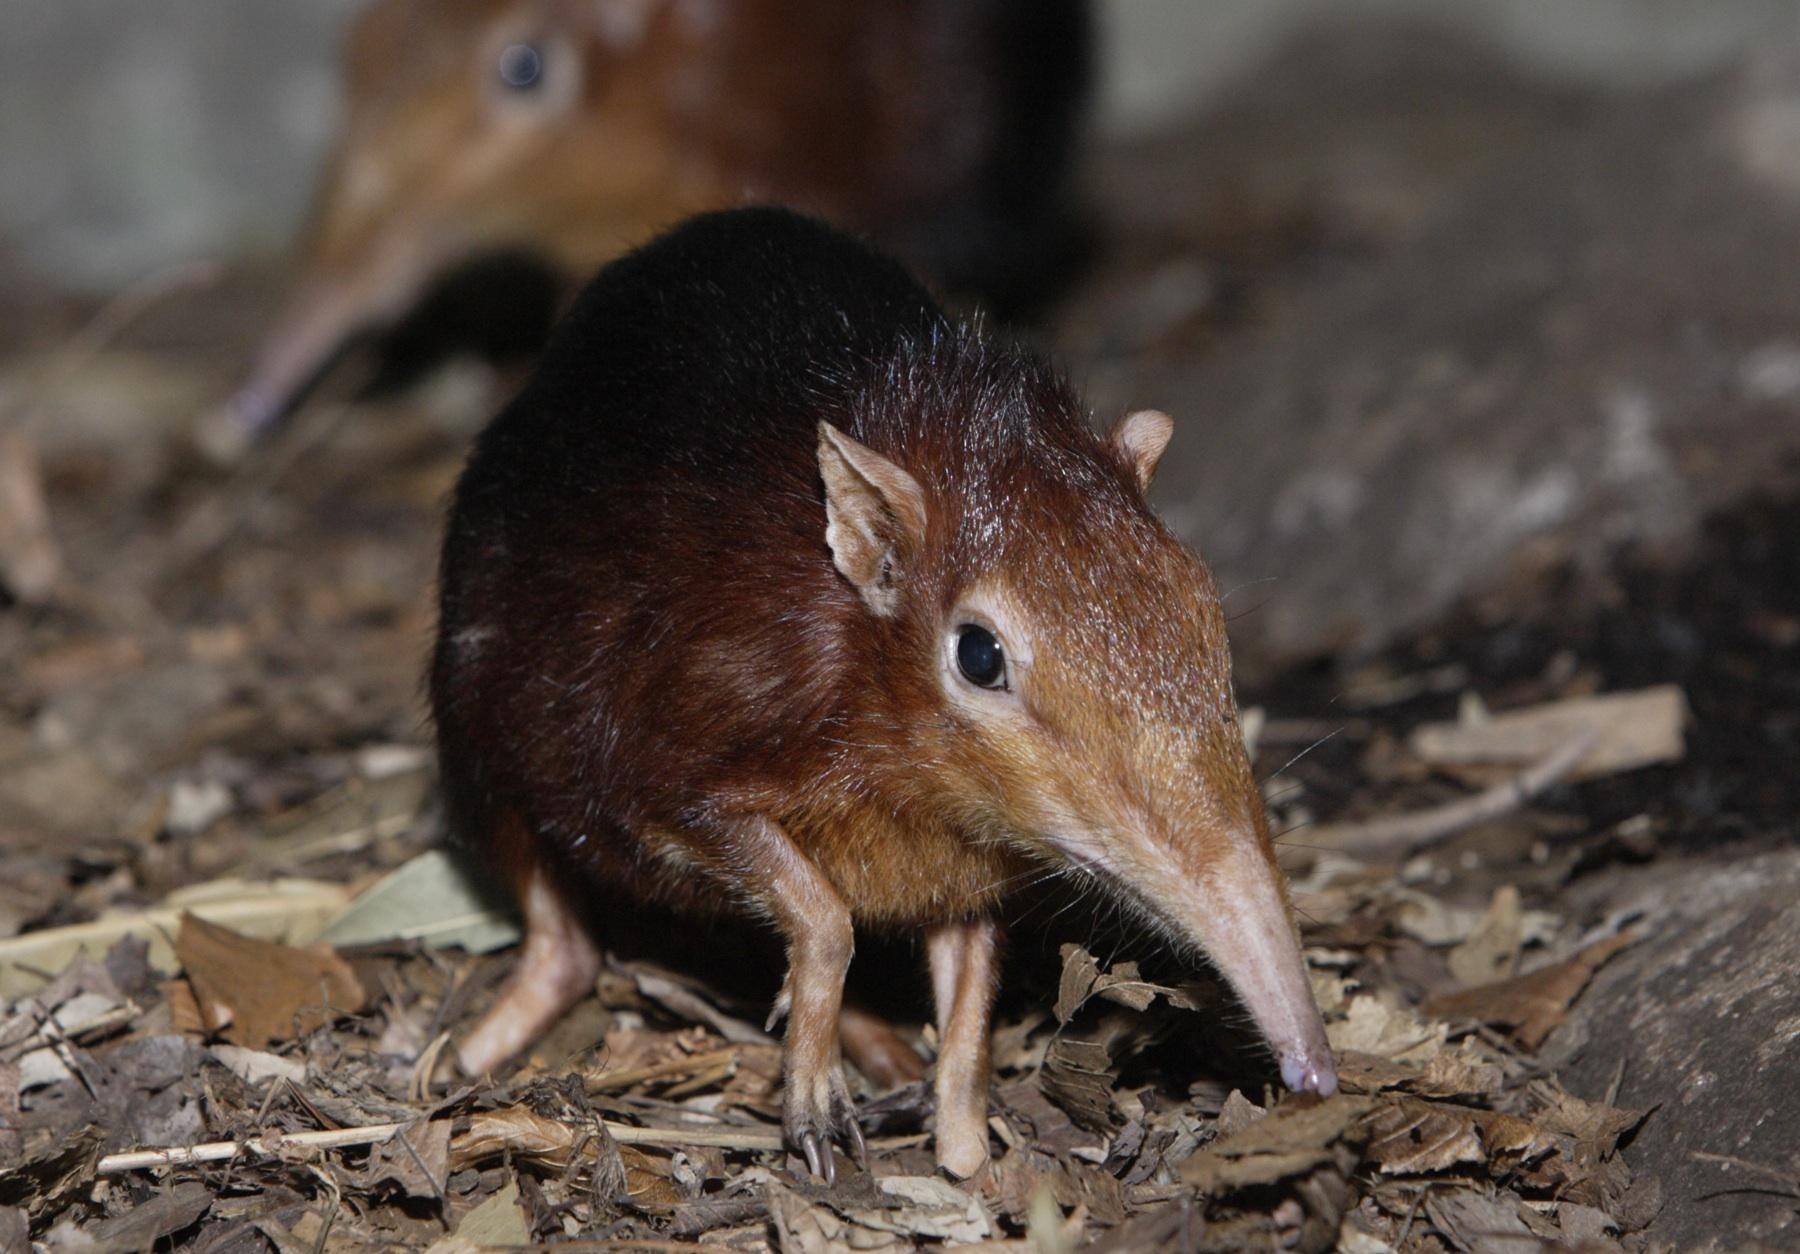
[[718, 815, 861, 1183], [926, 917, 1001, 1178]]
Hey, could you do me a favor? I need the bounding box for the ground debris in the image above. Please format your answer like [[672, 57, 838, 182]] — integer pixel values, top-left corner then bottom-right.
[[1423, 930, 1637, 1049], [2, 775, 1658, 1251], [1408, 685, 1688, 781], [173, 912, 367, 1048], [0, 248, 1739, 1252]]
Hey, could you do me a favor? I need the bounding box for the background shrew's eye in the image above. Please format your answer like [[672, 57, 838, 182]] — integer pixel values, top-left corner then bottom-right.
[[956, 624, 1006, 689], [497, 42, 545, 91]]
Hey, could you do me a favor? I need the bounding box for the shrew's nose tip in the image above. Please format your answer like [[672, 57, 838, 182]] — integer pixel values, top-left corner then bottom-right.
[[1280, 1050, 1339, 1097]]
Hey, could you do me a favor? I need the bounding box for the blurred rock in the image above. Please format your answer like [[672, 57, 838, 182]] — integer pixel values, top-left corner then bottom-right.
[[1091, 30, 1800, 677], [1544, 849, 1800, 1250]]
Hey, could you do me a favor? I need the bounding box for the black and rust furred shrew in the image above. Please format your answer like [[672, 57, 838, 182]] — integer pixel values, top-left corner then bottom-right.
[[431, 207, 1335, 1180], [210, 0, 1091, 448]]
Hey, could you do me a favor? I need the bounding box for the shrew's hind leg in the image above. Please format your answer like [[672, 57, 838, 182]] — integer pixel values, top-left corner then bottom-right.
[[718, 815, 860, 1183], [926, 917, 1001, 1178], [457, 855, 602, 1077], [840, 1005, 927, 1090]]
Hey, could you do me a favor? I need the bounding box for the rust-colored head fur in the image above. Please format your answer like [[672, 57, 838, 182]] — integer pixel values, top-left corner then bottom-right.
[[804, 344, 1336, 1095]]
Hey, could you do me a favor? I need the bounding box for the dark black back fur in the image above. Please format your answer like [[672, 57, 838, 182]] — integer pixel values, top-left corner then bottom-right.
[[431, 208, 1114, 918]]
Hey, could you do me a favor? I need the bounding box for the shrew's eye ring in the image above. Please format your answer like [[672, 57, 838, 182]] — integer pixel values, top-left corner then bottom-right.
[[497, 42, 545, 91], [955, 624, 1007, 690]]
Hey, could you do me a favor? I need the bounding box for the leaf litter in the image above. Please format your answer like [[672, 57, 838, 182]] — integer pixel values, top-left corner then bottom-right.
[[0, 331, 1696, 1250], [3, 734, 1656, 1251]]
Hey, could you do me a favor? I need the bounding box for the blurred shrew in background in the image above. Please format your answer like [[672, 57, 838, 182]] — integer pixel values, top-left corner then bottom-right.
[[201, 0, 1092, 458]]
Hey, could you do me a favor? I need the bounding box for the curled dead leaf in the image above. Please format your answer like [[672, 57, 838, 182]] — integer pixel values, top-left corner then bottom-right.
[[1423, 931, 1637, 1049], [1363, 1099, 1486, 1176], [1182, 1097, 1373, 1193], [173, 912, 366, 1048]]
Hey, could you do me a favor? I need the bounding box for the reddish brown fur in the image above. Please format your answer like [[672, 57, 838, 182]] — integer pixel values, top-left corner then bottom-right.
[[213, 0, 1090, 446], [432, 209, 1332, 1177]]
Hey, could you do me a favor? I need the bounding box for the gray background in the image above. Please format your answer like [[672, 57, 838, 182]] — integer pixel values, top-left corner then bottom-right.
[[2, 0, 1794, 292]]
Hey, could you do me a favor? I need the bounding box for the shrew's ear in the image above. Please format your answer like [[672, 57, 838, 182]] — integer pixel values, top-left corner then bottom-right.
[[817, 422, 928, 616], [1108, 408, 1174, 494]]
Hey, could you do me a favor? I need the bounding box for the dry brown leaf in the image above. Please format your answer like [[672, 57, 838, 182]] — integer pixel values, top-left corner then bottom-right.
[[1447, 886, 1524, 985], [1425, 1190, 1539, 1252], [1053, 943, 1200, 1024], [453, 1106, 581, 1171], [1520, 1082, 1645, 1205], [1413, 1048, 1506, 1101], [840, 1176, 995, 1243], [1364, 1100, 1486, 1176], [1183, 1097, 1372, 1192], [0, 881, 352, 1001], [360, 1118, 451, 1202], [425, 1180, 529, 1254], [1333, 1050, 1420, 1095], [1041, 1035, 1120, 1133], [51, 1180, 212, 1254], [1471, 1108, 1558, 1167], [1408, 685, 1687, 780], [769, 1183, 899, 1253], [619, 1145, 684, 1210], [161, 978, 206, 1036], [173, 912, 366, 1048], [1423, 931, 1637, 1049], [1216, 1090, 1267, 1138], [1328, 994, 1445, 1063]]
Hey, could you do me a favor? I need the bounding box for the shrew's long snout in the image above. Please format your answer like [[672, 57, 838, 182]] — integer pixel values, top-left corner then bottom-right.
[[197, 236, 438, 460], [1146, 833, 1338, 1097]]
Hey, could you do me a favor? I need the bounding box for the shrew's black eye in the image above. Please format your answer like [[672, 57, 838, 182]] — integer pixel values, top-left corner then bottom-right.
[[955, 624, 1007, 689], [497, 42, 545, 91]]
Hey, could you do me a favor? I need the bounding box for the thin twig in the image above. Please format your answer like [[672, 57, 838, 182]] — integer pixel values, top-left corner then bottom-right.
[[0, 1003, 138, 1060], [99, 1122, 407, 1173], [1295, 730, 1598, 863], [581, 1048, 740, 1094], [490, 1241, 725, 1253], [98, 1118, 782, 1174], [25, 1001, 99, 1100], [98, 1117, 927, 1175]]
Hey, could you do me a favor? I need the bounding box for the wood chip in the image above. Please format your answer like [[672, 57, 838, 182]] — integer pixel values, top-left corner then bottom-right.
[[1409, 685, 1688, 779]]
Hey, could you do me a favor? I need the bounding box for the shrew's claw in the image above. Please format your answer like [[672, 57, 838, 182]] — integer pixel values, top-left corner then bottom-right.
[[784, 1064, 861, 1184], [798, 1129, 827, 1182], [846, 1116, 868, 1170]]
